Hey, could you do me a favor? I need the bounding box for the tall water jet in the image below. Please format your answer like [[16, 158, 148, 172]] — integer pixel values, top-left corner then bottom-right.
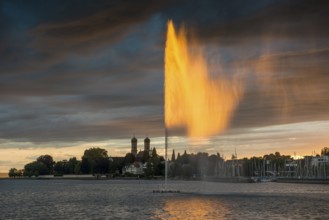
[[163, 20, 243, 190], [165, 20, 242, 138]]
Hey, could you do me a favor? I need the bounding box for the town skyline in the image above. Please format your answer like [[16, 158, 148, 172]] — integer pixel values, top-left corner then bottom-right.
[[6, 139, 329, 180], [1, 135, 327, 173]]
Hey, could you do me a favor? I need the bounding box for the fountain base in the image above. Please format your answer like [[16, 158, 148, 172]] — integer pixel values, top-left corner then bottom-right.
[[153, 190, 181, 193]]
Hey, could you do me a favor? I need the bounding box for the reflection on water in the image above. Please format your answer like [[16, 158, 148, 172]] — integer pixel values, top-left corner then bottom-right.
[[156, 197, 230, 219]]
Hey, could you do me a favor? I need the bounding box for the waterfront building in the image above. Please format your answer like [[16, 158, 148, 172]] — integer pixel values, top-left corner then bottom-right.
[[144, 137, 150, 152], [122, 161, 144, 175], [311, 155, 329, 166], [131, 136, 137, 157], [127, 136, 153, 174]]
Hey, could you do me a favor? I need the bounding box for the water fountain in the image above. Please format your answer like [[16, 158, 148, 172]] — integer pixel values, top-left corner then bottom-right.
[[154, 19, 242, 193]]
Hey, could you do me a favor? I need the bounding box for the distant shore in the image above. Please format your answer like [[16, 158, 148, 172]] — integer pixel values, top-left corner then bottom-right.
[[277, 177, 329, 184], [0, 173, 8, 179], [0, 174, 165, 181], [2, 174, 329, 184]]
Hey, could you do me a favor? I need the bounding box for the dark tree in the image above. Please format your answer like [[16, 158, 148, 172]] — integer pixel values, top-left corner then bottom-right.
[[207, 155, 218, 176], [67, 157, 80, 174], [94, 156, 110, 174], [54, 158, 81, 175], [36, 155, 55, 174], [144, 161, 154, 177], [141, 151, 150, 163], [124, 153, 136, 165], [171, 149, 176, 161], [81, 147, 110, 174], [321, 147, 329, 156], [74, 161, 81, 174], [8, 168, 18, 178], [80, 157, 91, 174], [152, 147, 157, 158], [182, 164, 192, 178], [24, 161, 49, 176], [181, 151, 189, 164], [54, 161, 65, 175], [109, 157, 124, 174]]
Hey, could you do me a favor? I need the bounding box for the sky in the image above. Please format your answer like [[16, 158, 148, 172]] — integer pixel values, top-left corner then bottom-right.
[[0, 0, 329, 172]]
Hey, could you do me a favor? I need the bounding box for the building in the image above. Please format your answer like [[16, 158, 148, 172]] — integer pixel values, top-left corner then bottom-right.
[[131, 136, 151, 157], [131, 136, 137, 157], [127, 136, 154, 174], [144, 137, 150, 152], [311, 155, 329, 166], [122, 161, 144, 175]]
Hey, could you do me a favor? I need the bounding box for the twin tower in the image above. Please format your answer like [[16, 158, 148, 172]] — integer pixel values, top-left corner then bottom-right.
[[131, 136, 150, 157]]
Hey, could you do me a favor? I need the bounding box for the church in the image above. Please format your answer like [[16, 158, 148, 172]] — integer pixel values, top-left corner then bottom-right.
[[131, 136, 150, 157], [122, 136, 151, 175]]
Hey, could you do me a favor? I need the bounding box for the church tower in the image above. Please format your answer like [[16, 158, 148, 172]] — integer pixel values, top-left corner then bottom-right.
[[144, 137, 150, 152], [131, 136, 137, 157]]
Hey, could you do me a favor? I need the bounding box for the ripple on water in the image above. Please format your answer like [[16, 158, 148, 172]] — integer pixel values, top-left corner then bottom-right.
[[0, 179, 329, 219]]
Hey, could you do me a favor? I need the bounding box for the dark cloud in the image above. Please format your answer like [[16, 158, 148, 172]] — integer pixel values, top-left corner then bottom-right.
[[0, 0, 172, 75], [0, 0, 328, 147], [231, 48, 329, 128], [0, 107, 163, 144], [194, 0, 329, 44]]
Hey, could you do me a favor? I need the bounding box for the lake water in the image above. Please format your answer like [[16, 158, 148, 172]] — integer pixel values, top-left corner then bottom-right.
[[1, 179, 329, 219]]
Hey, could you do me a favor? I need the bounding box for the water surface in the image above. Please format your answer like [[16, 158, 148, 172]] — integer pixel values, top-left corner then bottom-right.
[[1, 179, 328, 219]]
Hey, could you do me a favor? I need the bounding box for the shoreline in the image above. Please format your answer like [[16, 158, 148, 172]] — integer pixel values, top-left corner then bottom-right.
[[2, 175, 329, 184], [277, 178, 329, 184]]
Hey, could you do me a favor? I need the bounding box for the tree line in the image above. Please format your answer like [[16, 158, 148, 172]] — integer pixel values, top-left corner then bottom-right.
[[8, 147, 329, 178], [169, 148, 329, 179], [8, 147, 165, 178]]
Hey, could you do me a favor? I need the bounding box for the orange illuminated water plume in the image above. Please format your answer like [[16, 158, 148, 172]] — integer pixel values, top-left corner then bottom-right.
[[165, 20, 242, 137]]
